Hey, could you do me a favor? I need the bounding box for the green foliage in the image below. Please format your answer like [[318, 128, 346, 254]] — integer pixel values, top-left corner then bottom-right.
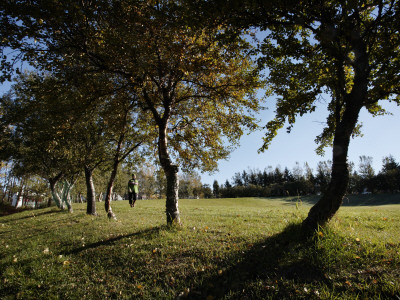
[[1, 0, 262, 174], [0, 197, 399, 299], [1, 72, 81, 180], [250, 0, 400, 154]]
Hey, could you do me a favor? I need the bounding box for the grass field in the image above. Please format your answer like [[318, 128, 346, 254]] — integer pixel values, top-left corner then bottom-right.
[[1, 196, 399, 299]]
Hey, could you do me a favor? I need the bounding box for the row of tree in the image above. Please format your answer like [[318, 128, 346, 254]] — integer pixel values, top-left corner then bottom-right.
[[0, 1, 260, 223], [0, 160, 208, 208], [212, 155, 400, 198], [1, 0, 399, 230]]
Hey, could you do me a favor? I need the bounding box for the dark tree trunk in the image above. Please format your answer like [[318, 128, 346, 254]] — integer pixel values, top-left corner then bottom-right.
[[49, 179, 61, 208], [85, 166, 97, 216], [7, 176, 15, 203], [158, 127, 181, 226], [302, 127, 352, 230], [303, 92, 366, 230], [105, 162, 118, 220], [303, 27, 369, 230], [48, 172, 64, 209], [165, 164, 180, 225]]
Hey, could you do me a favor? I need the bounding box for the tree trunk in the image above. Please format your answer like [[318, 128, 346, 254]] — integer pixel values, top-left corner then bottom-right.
[[7, 176, 15, 203], [165, 164, 180, 225], [61, 180, 74, 213], [49, 180, 62, 208], [105, 164, 118, 220], [303, 27, 370, 230], [303, 101, 364, 230], [84, 166, 97, 216], [48, 173, 63, 209], [158, 127, 181, 226]]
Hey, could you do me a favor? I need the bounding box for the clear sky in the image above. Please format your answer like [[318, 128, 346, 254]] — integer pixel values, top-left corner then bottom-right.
[[200, 99, 400, 186]]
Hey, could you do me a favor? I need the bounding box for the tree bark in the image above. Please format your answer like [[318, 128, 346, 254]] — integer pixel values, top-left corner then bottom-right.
[[49, 176, 62, 209], [84, 166, 97, 215], [165, 164, 180, 225], [302, 125, 353, 229], [105, 163, 118, 220], [158, 127, 181, 226], [303, 91, 366, 230], [61, 180, 74, 213], [303, 24, 370, 230]]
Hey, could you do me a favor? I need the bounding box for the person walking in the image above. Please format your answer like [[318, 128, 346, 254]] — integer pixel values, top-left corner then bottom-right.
[[128, 173, 139, 207]]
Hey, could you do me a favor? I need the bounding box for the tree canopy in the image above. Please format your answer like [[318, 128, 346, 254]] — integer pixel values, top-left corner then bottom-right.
[[1, 0, 261, 224], [212, 0, 400, 228]]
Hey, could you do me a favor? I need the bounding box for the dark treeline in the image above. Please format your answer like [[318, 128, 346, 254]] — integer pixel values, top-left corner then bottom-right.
[[212, 155, 400, 198]]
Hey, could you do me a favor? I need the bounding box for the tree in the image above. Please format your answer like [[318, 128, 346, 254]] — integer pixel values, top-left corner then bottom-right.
[[100, 89, 149, 219], [232, 172, 244, 186], [179, 171, 202, 199], [135, 163, 158, 200], [224, 179, 232, 188], [1, 73, 82, 212], [1, 0, 261, 226], [315, 161, 332, 194], [201, 184, 213, 199], [358, 155, 375, 193], [212, 180, 220, 198], [376, 155, 400, 192], [358, 156, 375, 179], [221, 0, 400, 229]]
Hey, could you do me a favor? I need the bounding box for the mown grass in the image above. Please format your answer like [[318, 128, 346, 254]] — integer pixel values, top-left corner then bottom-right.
[[0, 196, 399, 299]]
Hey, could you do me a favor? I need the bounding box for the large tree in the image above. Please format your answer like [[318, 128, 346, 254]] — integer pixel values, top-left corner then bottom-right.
[[1, 73, 81, 211], [219, 0, 400, 229], [1, 0, 261, 225]]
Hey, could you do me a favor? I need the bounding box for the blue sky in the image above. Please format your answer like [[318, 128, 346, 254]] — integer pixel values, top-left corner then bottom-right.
[[200, 99, 400, 186]]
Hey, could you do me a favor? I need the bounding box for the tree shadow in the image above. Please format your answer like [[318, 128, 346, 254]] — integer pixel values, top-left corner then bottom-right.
[[188, 223, 328, 299], [285, 194, 400, 207], [61, 226, 166, 256], [0, 208, 64, 223]]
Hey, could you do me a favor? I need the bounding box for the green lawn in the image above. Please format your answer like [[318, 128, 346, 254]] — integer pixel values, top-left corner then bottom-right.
[[1, 196, 399, 299]]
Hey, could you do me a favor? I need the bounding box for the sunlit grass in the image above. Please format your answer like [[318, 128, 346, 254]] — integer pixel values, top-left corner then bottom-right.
[[0, 196, 399, 299]]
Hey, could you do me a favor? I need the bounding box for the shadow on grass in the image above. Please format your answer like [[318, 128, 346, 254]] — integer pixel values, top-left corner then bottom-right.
[[284, 193, 400, 207], [0, 208, 64, 222], [188, 223, 328, 299], [61, 226, 167, 256]]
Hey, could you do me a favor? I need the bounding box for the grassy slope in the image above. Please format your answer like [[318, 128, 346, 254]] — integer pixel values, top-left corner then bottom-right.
[[0, 196, 399, 299]]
